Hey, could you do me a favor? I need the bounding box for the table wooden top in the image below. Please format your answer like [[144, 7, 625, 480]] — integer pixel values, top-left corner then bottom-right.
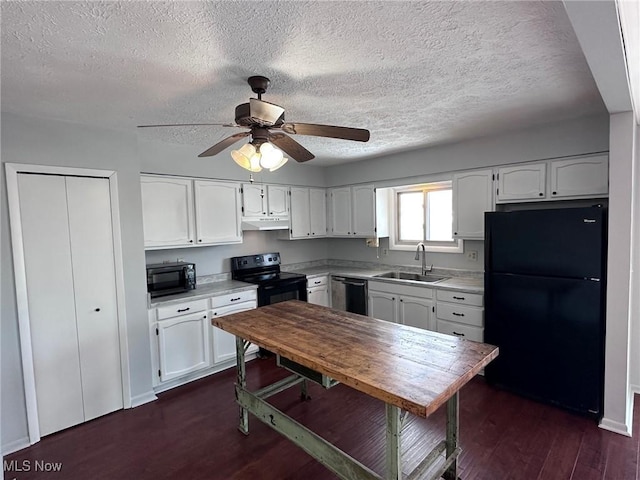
[[212, 300, 498, 418]]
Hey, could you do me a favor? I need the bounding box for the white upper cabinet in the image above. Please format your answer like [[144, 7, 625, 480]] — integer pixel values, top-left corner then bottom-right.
[[352, 185, 376, 237], [329, 187, 352, 236], [241, 184, 267, 217], [550, 155, 608, 199], [241, 184, 289, 218], [141, 176, 195, 248], [267, 185, 289, 216], [283, 187, 327, 239], [194, 180, 242, 245], [452, 169, 494, 240], [328, 185, 387, 238], [141, 175, 243, 249], [496, 163, 546, 202], [289, 187, 311, 238], [309, 188, 327, 237], [495, 155, 608, 204]]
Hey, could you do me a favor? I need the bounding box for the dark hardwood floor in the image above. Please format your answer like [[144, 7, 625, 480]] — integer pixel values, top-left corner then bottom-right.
[[5, 357, 639, 480]]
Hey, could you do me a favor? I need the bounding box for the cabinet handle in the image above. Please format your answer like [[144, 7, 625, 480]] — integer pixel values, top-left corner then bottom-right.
[[269, 212, 273, 214], [454, 232, 458, 235], [198, 239, 202, 242], [452, 312, 465, 317], [203, 315, 206, 318], [539, 193, 544, 196], [452, 296, 465, 300], [177, 307, 190, 313], [400, 299, 403, 302], [452, 331, 465, 337], [94, 308, 100, 312], [189, 240, 194, 243], [307, 233, 310, 236], [552, 191, 557, 195], [314, 280, 321, 285], [213, 312, 217, 316], [230, 297, 241, 302]]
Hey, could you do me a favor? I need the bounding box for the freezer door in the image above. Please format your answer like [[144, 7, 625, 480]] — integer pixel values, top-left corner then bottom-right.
[[485, 207, 606, 278], [485, 272, 604, 417]]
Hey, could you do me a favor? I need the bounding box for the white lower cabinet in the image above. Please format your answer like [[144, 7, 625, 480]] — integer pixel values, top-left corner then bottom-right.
[[157, 310, 211, 382], [150, 288, 257, 390], [211, 301, 258, 364], [435, 290, 484, 342], [368, 281, 434, 330], [307, 275, 330, 307]]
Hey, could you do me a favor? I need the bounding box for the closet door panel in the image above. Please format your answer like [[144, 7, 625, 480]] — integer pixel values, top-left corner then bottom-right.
[[17, 174, 84, 436], [66, 177, 123, 421]]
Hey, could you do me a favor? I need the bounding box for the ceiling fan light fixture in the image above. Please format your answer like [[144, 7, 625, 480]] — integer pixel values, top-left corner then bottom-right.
[[258, 142, 284, 169], [231, 143, 260, 171], [269, 157, 288, 172]]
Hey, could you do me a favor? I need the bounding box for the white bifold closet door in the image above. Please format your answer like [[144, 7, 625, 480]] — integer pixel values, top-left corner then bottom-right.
[[17, 173, 123, 436]]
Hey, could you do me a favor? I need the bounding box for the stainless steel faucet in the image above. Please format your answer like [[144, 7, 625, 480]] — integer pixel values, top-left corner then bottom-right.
[[414, 242, 433, 275]]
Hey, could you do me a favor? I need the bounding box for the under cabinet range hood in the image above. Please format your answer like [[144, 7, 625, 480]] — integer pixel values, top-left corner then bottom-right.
[[241, 217, 290, 231]]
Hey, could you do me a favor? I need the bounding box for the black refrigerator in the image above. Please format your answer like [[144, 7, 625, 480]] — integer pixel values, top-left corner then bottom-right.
[[484, 206, 607, 419]]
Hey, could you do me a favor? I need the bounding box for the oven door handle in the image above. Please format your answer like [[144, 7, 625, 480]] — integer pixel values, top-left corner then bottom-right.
[[262, 279, 306, 290]]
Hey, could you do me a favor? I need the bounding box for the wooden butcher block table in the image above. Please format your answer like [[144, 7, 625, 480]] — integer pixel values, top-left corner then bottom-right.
[[212, 300, 498, 480]]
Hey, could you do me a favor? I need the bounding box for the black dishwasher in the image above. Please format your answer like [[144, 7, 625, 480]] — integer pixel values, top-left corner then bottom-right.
[[330, 276, 368, 315]]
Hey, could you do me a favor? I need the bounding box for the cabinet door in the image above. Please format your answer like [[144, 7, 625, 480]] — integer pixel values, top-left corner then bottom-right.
[[267, 185, 289, 216], [453, 170, 494, 239], [496, 164, 546, 202], [368, 290, 397, 323], [309, 188, 327, 237], [242, 184, 267, 217], [194, 180, 242, 245], [211, 302, 256, 364], [141, 176, 194, 248], [399, 296, 434, 331], [550, 156, 608, 198], [157, 311, 210, 382], [352, 185, 376, 237], [290, 187, 311, 238], [308, 285, 329, 307], [329, 187, 352, 236]]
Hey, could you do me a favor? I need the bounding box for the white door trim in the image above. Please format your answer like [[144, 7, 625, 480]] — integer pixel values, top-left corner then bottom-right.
[[5, 163, 131, 445]]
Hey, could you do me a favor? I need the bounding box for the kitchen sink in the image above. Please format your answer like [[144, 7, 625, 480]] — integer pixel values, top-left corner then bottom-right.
[[373, 271, 448, 283]]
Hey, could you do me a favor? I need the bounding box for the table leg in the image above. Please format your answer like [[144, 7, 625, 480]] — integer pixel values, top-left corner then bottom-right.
[[385, 403, 401, 480], [300, 379, 311, 401], [235, 336, 249, 435], [444, 392, 459, 480]]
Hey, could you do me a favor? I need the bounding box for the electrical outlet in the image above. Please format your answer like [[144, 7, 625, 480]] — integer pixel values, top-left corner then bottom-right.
[[382, 248, 388, 256], [466, 250, 478, 261]]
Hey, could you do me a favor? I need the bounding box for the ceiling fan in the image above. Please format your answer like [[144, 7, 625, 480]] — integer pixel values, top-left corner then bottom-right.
[[138, 75, 370, 167]]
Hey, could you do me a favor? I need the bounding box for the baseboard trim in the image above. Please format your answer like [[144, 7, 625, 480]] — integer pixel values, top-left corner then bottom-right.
[[130, 391, 157, 408], [2, 437, 31, 456], [599, 417, 632, 437]]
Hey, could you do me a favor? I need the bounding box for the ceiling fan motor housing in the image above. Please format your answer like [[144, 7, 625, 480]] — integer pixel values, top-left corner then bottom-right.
[[235, 102, 284, 127]]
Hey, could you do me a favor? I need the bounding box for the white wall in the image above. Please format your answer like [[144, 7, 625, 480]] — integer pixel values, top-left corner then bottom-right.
[[601, 111, 636, 435], [1, 113, 149, 452], [325, 115, 609, 187]]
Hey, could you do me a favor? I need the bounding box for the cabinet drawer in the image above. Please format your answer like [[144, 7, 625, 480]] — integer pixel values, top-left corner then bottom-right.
[[157, 298, 209, 320], [211, 301, 256, 318], [436, 289, 483, 306], [436, 303, 483, 327], [437, 319, 483, 342], [211, 289, 257, 308], [307, 275, 328, 288]]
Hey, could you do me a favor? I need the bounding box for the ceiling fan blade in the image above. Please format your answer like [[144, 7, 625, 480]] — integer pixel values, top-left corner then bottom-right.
[[281, 123, 370, 142], [198, 132, 250, 157], [269, 133, 315, 163], [137, 123, 239, 128], [249, 98, 285, 126]]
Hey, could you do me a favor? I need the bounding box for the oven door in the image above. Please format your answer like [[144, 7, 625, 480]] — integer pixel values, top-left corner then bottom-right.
[[258, 278, 308, 306]]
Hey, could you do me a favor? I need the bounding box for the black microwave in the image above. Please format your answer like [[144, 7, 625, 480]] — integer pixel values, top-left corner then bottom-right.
[[146, 262, 196, 298]]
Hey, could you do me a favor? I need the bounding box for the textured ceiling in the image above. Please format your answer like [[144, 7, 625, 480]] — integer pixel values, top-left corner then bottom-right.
[[1, 1, 606, 166]]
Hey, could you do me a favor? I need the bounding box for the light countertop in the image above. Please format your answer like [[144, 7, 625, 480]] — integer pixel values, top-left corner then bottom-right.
[[148, 280, 257, 308]]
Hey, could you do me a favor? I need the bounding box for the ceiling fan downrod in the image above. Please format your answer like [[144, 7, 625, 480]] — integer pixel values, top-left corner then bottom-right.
[[247, 75, 270, 100]]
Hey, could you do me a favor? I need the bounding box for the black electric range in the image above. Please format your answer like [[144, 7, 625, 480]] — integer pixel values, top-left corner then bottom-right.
[[231, 253, 307, 307]]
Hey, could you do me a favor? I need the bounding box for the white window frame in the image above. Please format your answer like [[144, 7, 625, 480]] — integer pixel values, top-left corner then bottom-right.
[[388, 181, 463, 253]]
